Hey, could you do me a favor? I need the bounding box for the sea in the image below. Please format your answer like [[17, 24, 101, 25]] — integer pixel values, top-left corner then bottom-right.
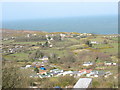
[[2, 16, 118, 34]]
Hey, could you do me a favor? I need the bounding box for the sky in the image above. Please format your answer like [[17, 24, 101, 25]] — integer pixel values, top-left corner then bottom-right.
[[2, 2, 118, 21], [1, 0, 118, 2]]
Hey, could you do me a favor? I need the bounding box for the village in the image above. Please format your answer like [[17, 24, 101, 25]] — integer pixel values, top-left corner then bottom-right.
[[23, 60, 116, 79], [2, 29, 119, 88]]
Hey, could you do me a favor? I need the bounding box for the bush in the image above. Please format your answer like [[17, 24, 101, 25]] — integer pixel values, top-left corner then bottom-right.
[[40, 76, 77, 88], [2, 62, 30, 88], [92, 81, 100, 88]]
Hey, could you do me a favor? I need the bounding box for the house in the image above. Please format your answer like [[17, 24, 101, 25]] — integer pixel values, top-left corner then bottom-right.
[[104, 62, 117, 66], [8, 49, 14, 53], [50, 69, 63, 73], [60, 33, 66, 40], [83, 62, 93, 66], [49, 44, 53, 48], [20, 65, 32, 69], [79, 69, 87, 74], [113, 63, 117, 65], [96, 71, 105, 77], [29, 86, 38, 88], [25, 65, 32, 68], [40, 67, 46, 70], [61, 71, 73, 76], [79, 69, 92, 75], [43, 56, 48, 60], [86, 70, 105, 77], [33, 63, 45, 68], [70, 71, 82, 77], [51, 72, 63, 77], [86, 69, 92, 73], [91, 41, 99, 44], [73, 78, 92, 88], [38, 72, 52, 78], [104, 71, 112, 78], [39, 70, 47, 75]]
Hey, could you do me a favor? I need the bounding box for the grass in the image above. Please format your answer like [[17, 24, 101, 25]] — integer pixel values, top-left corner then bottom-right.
[[67, 44, 83, 50], [41, 49, 69, 57], [111, 37, 118, 41], [99, 43, 118, 54], [12, 42, 38, 44], [89, 37, 104, 42], [2, 40, 14, 44], [66, 38, 80, 43], [12, 41, 46, 45], [91, 42, 118, 55], [53, 38, 80, 48], [93, 44, 111, 48], [3, 40, 46, 45], [5, 52, 29, 61]]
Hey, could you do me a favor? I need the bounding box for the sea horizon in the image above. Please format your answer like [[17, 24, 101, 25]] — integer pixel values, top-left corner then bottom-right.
[[2, 16, 118, 35]]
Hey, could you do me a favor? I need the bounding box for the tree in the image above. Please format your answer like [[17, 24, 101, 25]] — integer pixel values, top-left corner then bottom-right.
[[2, 62, 30, 88], [35, 50, 44, 58], [44, 41, 49, 47], [85, 40, 92, 47], [48, 36, 51, 40], [34, 67, 39, 73], [85, 40, 90, 46], [103, 40, 108, 44]]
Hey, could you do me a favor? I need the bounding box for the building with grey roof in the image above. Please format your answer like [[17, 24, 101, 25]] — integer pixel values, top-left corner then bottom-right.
[[73, 78, 92, 89]]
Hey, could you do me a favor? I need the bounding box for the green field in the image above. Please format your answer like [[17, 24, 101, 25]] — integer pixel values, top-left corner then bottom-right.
[[4, 52, 29, 61]]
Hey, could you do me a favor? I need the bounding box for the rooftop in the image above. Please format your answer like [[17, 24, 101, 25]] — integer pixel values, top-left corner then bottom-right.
[[73, 78, 92, 88]]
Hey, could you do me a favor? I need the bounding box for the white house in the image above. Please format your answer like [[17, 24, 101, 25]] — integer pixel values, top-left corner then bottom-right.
[[61, 71, 73, 76], [83, 62, 93, 66], [104, 62, 116, 66], [91, 41, 99, 44], [60, 33, 66, 40], [25, 65, 32, 68], [104, 62, 112, 66], [50, 69, 63, 73], [113, 63, 117, 66], [49, 44, 53, 48]]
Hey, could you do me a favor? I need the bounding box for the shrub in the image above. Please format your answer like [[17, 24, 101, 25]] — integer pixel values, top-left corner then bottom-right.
[[92, 81, 100, 88], [2, 62, 30, 88]]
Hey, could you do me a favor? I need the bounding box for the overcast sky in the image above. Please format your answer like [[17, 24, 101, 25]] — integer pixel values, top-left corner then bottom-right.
[[2, 2, 118, 21]]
